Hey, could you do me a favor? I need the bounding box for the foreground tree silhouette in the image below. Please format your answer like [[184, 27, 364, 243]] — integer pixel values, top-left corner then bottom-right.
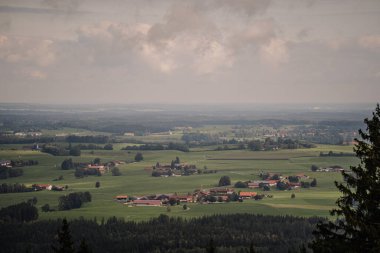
[[52, 218, 75, 253], [310, 104, 380, 252]]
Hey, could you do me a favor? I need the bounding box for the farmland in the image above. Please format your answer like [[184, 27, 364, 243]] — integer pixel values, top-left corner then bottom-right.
[[0, 142, 357, 221]]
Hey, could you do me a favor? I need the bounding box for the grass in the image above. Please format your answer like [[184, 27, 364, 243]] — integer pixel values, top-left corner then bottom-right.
[[0, 144, 358, 221]]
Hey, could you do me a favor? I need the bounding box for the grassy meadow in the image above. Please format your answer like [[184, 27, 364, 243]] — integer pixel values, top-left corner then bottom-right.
[[0, 144, 358, 222]]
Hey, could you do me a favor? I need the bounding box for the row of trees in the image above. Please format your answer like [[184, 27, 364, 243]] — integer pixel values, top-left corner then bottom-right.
[[8, 159, 39, 167], [123, 143, 189, 152], [0, 198, 38, 223], [0, 166, 23, 179], [0, 183, 33, 194], [58, 192, 92, 211]]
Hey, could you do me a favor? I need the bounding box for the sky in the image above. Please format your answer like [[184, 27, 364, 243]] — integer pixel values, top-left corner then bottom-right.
[[0, 0, 379, 105]]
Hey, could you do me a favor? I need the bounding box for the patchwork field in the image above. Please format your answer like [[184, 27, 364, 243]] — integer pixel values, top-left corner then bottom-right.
[[0, 144, 358, 221]]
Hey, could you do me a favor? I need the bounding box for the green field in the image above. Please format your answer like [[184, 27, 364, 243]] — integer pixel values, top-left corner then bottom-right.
[[0, 144, 357, 221]]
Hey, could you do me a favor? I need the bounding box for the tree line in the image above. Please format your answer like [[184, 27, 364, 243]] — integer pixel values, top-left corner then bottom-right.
[[58, 192, 92, 211], [122, 142, 189, 152], [0, 166, 23, 179], [0, 183, 33, 194], [0, 198, 38, 223]]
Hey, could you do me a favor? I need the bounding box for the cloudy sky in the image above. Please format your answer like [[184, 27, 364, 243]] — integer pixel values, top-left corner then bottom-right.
[[0, 0, 379, 104]]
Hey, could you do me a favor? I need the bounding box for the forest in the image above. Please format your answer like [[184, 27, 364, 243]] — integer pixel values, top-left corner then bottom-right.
[[0, 214, 323, 253]]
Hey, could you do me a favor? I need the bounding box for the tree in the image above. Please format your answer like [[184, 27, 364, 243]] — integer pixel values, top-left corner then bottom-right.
[[134, 153, 143, 162], [310, 178, 317, 187], [52, 218, 75, 253], [218, 176, 231, 187], [93, 158, 101, 165], [311, 104, 380, 253], [111, 167, 121, 176], [234, 181, 247, 188], [175, 156, 180, 164], [311, 164, 319, 172], [276, 181, 288, 191], [95, 181, 100, 188], [61, 159, 73, 170], [77, 238, 92, 253], [206, 238, 216, 253], [41, 204, 50, 212], [103, 144, 113, 150]]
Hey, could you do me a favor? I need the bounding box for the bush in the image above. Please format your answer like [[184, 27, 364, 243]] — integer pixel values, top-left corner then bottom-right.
[[95, 181, 100, 188]]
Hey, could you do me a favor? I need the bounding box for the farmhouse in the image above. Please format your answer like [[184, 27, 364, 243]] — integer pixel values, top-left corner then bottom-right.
[[248, 180, 278, 188], [0, 160, 11, 167], [171, 195, 194, 203], [87, 165, 108, 174], [239, 192, 258, 199], [130, 200, 162, 207], [32, 184, 52, 190], [210, 188, 235, 195]]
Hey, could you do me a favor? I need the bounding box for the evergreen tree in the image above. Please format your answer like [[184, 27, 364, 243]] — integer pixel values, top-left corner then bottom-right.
[[206, 238, 216, 253], [52, 218, 75, 253], [77, 238, 92, 253], [311, 104, 380, 253], [249, 242, 255, 253]]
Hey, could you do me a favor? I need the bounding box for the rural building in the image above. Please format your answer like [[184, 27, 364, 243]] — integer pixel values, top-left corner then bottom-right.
[[130, 200, 162, 207], [32, 184, 52, 190], [248, 180, 278, 188], [171, 195, 194, 203], [210, 188, 235, 195], [0, 160, 11, 167], [239, 192, 258, 199], [87, 165, 108, 174]]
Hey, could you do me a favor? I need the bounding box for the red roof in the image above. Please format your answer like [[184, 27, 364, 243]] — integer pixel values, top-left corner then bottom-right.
[[239, 192, 257, 197]]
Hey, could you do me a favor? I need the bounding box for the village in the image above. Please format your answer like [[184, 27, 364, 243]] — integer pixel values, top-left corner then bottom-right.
[[113, 170, 321, 207]]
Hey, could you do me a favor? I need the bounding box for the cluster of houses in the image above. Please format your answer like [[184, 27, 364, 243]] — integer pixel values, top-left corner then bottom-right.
[[314, 166, 344, 172], [78, 160, 125, 175], [114, 187, 260, 207], [149, 162, 198, 177], [32, 184, 65, 191], [248, 173, 310, 189]]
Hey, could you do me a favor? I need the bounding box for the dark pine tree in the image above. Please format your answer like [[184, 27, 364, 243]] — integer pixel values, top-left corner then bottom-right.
[[310, 104, 380, 253], [77, 238, 92, 253], [206, 238, 216, 253], [52, 218, 75, 253]]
